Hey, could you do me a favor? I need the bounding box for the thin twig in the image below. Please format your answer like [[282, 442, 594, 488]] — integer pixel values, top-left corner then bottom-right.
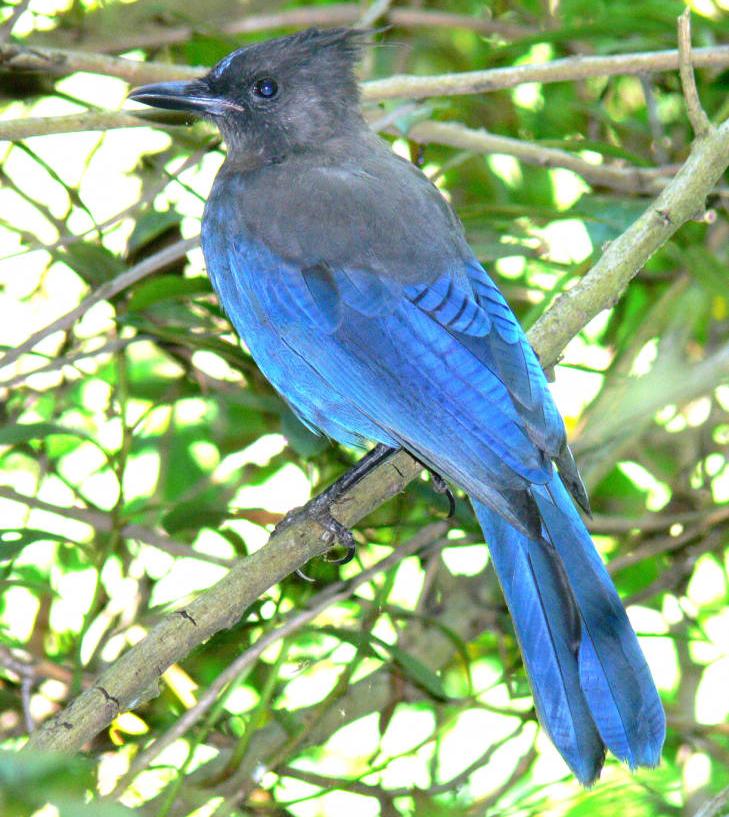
[[2, 42, 729, 102], [607, 507, 729, 574], [60, 5, 535, 53], [589, 505, 729, 536], [357, 0, 394, 29], [624, 532, 725, 605], [407, 120, 675, 195], [677, 10, 712, 139], [0, 237, 197, 373], [0, 336, 148, 391], [278, 722, 524, 798], [0, 0, 31, 44], [0, 648, 36, 732], [692, 785, 729, 817], [640, 74, 669, 164], [0, 486, 233, 567]]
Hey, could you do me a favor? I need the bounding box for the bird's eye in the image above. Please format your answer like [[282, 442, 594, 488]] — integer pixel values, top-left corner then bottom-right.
[[253, 78, 279, 99]]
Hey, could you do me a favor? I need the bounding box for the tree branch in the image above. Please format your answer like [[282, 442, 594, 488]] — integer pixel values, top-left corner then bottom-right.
[[1, 113, 680, 199], [27, 450, 423, 752], [53, 4, 535, 54], [159, 561, 504, 812], [0, 110, 186, 142], [407, 120, 675, 195], [0, 486, 234, 567], [106, 521, 449, 799], [363, 45, 729, 101], [528, 118, 729, 365], [677, 10, 711, 138], [5, 44, 729, 143], [2, 42, 729, 101]]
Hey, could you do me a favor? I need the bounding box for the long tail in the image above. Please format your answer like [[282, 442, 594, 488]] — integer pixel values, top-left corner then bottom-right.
[[472, 472, 665, 785]]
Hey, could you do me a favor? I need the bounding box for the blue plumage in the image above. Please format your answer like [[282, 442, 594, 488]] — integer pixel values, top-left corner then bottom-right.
[[129, 26, 665, 783]]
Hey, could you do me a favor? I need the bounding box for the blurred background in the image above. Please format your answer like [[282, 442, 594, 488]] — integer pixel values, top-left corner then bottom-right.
[[1, 1, 729, 815]]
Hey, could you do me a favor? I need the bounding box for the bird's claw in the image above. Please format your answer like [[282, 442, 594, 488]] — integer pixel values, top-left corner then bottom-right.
[[429, 471, 456, 518], [320, 514, 357, 564], [286, 498, 358, 581], [281, 445, 396, 582]]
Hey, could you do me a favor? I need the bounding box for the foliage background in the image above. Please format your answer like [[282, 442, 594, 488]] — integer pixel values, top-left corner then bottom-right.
[[1, 0, 729, 815]]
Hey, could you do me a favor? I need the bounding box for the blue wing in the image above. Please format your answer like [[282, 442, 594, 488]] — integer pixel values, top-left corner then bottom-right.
[[208, 229, 564, 536]]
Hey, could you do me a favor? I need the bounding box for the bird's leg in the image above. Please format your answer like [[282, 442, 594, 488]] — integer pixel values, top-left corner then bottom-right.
[[427, 470, 456, 518], [272, 444, 397, 579]]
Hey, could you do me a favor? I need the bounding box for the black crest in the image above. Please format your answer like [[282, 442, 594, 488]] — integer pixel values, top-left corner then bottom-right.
[[207, 27, 369, 106]]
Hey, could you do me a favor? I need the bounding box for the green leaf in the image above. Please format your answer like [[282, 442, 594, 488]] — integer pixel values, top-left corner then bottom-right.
[[127, 209, 182, 255], [127, 275, 212, 311], [0, 422, 93, 447], [62, 242, 125, 286], [316, 625, 449, 700], [384, 643, 450, 700], [0, 528, 71, 560], [162, 498, 229, 534], [684, 246, 729, 299]]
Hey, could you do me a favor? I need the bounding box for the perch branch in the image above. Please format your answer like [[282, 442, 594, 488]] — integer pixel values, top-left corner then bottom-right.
[[528, 118, 729, 365], [107, 521, 448, 798]]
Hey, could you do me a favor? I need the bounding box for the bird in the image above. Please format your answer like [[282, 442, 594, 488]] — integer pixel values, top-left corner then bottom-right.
[[128, 27, 665, 784]]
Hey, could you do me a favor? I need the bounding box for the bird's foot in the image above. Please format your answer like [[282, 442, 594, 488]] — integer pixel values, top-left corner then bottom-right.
[[275, 444, 397, 581], [273, 493, 357, 582]]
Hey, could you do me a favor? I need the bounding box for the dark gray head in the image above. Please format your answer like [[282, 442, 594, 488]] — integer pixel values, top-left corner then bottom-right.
[[129, 28, 368, 164]]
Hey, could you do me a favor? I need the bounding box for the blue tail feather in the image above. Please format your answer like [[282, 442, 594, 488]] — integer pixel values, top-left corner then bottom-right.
[[473, 473, 665, 782], [534, 476, 666, 767]]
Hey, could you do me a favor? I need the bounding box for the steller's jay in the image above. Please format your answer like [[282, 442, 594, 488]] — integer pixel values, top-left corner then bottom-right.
[[128, 28, 665, 784]]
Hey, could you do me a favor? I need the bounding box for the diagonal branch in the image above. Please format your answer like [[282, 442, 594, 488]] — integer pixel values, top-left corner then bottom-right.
[[27, 449, 423, 752], [528, 117, 729, 365], [0, 237, 197, 374], [106, 521, 449, 799]]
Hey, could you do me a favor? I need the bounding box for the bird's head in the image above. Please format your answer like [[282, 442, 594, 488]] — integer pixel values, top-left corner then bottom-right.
[[129, 28, 369, 164]]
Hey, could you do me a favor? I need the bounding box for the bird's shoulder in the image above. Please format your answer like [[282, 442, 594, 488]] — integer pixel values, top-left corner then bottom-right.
[[207, 134, 472, 285]]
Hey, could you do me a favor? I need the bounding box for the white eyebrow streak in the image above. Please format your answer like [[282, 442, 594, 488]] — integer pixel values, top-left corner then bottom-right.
[[210, 50, 243, 81]]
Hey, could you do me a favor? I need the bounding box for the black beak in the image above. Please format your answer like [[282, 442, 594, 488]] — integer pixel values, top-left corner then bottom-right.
[[128, 79, 230, 116]]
